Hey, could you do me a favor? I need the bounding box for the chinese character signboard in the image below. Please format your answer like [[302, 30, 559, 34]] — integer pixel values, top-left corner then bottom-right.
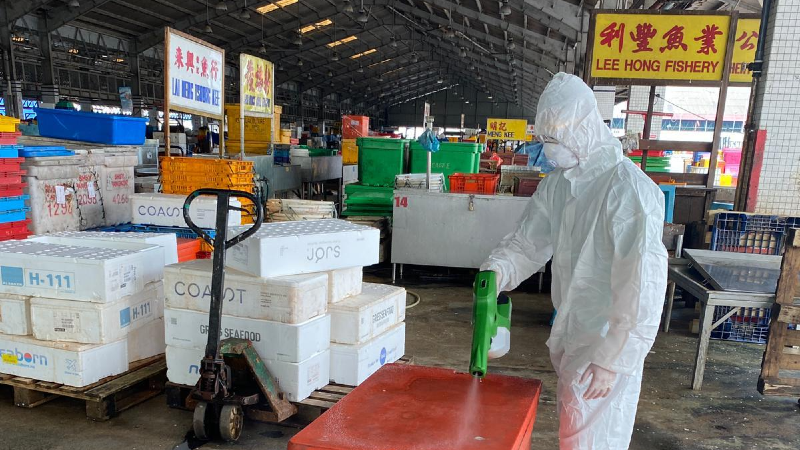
[[729, 18, 760, 83], [240, 53, 274, 117], [591, 13, 731, 82], [165, 28, 224, 119], [486, 118, 527, 140]]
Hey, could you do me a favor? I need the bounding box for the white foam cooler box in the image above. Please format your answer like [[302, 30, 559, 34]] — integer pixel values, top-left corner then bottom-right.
[[329, 283, 407, 345], [76, 153, 105, 230], [128, 317, 166, 363], [0, 334, 128, 387], [330, 322, 406, 386], [0, 294, 32, 335], [29, 231, 179, 266], [30, 281, 164, 344], [227, 219, 380, 278], [329, 267, 363, 303], [164, 259, 327, 323], [99, 153, 137, 226], [23, 156, 85, 234], [165, 346, 330, 402], [131, 193, 242, 229], [0, 240, 163, 303], [164, 307, 330, 363]]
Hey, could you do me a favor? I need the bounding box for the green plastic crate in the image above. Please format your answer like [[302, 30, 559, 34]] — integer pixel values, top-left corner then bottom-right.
[[409, 142, 482, 190], [356, 138, 409, 187]]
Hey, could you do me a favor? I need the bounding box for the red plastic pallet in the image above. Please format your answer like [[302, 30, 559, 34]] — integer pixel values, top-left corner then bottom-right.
[[0, 171, 26, 186]]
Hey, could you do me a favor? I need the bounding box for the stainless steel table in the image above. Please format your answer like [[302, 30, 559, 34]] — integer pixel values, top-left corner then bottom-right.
[[665, 260, 775, 390]]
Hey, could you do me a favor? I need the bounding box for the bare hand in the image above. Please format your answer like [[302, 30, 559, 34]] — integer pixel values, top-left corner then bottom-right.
[[580, 363, 617, 400]]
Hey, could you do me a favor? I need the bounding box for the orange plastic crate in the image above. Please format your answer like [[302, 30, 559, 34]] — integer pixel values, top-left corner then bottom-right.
[[448, 173, 500, 195]]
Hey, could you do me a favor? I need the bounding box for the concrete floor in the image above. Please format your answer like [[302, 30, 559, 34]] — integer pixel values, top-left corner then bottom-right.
[[0, 275, 798, 450]]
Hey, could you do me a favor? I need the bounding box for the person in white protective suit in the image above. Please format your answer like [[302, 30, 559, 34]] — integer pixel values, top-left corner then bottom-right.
[[481, 73, 668, 450]]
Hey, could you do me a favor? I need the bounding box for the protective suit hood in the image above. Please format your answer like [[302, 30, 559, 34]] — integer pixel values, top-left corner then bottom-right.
[[535, 73, 623, 197]]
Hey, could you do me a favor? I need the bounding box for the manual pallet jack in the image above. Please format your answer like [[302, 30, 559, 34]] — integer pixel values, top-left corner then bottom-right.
[[182, 189, 297, 442]]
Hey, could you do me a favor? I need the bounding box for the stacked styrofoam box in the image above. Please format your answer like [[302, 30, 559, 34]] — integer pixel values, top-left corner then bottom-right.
[[23, 156, 85, 234], [28, 231, 179, 266], [164, 219, 380, 401], [75, 152, 137, 229], [131, 193, 242, 229], [0, 239, 167, 387], [328, 283, 407, 386]]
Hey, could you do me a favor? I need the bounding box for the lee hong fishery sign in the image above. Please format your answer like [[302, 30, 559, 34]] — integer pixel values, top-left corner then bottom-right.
[[588, 11, 759, 84]]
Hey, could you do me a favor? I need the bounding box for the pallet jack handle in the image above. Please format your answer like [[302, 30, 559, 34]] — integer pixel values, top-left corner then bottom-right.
[[183, 189, 263, 363]]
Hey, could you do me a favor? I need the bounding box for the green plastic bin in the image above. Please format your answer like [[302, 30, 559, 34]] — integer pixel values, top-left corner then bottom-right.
[[409, 142, 482, 190], [357, 138, 409, 187], [344, 184, 394, 216]]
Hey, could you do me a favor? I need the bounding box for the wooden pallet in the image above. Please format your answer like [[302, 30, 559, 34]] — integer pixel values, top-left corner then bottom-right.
[[166, 355, 414, 426], [0, 355, 167, 420], [759, 229, 800, 396]]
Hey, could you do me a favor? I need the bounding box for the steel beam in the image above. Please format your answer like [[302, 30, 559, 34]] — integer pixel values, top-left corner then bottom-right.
[[45, 0, 117, 33]]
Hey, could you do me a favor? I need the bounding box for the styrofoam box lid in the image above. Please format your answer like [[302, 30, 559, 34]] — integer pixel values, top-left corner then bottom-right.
[[42, 231, 176, 243], [0, 333, 117, 352], [30, 280, 163, 309], [329, 283, 406, 312], [26, 236, 162, 256], [167, 259, 328, 287], [23, 165, 80, 179], [0, 240, 144, 261], [21, 155, 86, 167], [233, 219, 375, 239], [132, 192, 240, 205], [0, 293, 31, 301], [104, 155, 139, 167]]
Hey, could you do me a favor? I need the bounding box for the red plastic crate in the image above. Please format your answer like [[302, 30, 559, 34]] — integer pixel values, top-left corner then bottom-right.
[[0, 171, 25, 186], [448, 173, 500, 195], [0, 132, 20, 145], [0, 219, 30, 240], [0, 182, 26, 197], [515, 178, 542, 197], [0, 158, 24, 172]]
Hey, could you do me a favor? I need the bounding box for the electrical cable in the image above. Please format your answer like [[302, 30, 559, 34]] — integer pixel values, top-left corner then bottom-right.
[[406, 290, 421, 309]]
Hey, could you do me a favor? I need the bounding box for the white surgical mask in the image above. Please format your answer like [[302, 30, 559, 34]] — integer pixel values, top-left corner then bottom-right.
[[543, 142, 579, 169]]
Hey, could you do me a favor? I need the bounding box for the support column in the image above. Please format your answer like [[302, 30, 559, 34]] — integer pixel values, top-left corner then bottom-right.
[[745, 0, 800, 214], [38, 17, 58, 109], [0, 28, 23, 119], [129, 43, 146, 116]]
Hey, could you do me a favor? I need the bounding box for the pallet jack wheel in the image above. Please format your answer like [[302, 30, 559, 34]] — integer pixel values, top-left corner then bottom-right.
[[193, 401, 214, 440], [218, 404, 244, 442]]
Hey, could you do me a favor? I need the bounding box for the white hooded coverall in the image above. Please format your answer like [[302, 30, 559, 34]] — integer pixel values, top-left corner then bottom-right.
[[481, 73, 668, 450]]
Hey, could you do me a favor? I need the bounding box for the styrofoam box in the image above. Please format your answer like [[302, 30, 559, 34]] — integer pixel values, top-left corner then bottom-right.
[[329, 283, 406, 345], [164, 259, 327, 323], [227, 220, 379, 278], [0, 240, 162, 303], [131, 193, 242, 229], [128, 317, 165, 363], [0, 334, 128, 387], [100, 155, 137, 226], [31, 281, 164, 344], [330, 322, 406, 386], [166, 345, 330, 402], [329, 267, 363, 303], [165, 308, 330, 363], [23, 157, 85, 235], [0, 294, 31, 335], [76, 158, 105, 230], [30, 231, 179, 266]]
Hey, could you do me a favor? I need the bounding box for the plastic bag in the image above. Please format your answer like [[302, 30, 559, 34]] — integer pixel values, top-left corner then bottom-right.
[[515, 142, 556, 173], [417, 129, 440, 153]]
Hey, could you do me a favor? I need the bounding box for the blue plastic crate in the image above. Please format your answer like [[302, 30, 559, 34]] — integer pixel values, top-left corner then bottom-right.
[[19, 146, 75, 157], [0, 145, 21, 158], [710, 305, 771, 344], [0, 208, 29, 224], [0, 195, 29, 212], [711, 212, 797, 255], [659, 185, 676, 223], [35, 108, 147, 145]]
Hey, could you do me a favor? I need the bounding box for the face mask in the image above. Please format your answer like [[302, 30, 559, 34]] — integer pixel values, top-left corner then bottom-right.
[[543, 142, 579, 169]]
